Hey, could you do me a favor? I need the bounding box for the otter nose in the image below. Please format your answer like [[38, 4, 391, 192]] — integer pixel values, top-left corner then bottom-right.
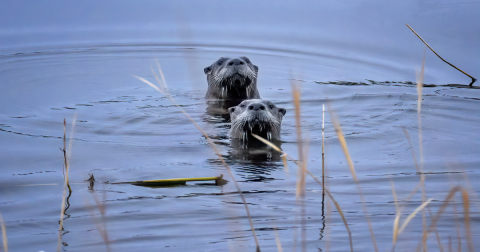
[[248, 104, 266, 111], [228, 58, 244, 66]]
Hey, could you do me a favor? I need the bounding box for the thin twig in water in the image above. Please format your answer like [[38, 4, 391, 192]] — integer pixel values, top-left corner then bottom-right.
[[406, 24, 476, 86], [57, 115, 76, 252], [322, 104, 325, 197], [135, 61, 261, 252]]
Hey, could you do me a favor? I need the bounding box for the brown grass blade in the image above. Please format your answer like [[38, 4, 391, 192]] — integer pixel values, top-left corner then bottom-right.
[[85, 193, 111, 252], [415, 51, 428, 252], [322, 104, 325, 197], [401, 128, 425, 202], [274, 226, 283, 252], [416, 186, 462, 252], [427, 206, 444, 252], [462, 189, 474, 252], [57, 115, 75, 252], [291, 83, 306, 199], [252, 133, 290, 177], [252, 134, 282, 152], [392, 215, 400, 249], [0, 213, 7, 252], [391, 180, 400, 247], [92, 193, 110, 251], [328, 105, 378, 252], [282, 154, 289, 177], [448, 236, 452, 252], [328, 107, 356, 180], [291, 82, 308, 252], [406, 24, 476, 86], [398, 198, 433, 234], [450, 193, 462, 252], [252, 133, 354, 252]]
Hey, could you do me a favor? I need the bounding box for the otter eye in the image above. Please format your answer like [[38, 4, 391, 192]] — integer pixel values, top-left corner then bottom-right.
[[245, 59, 250, 63], [269, 105, 274, 109]]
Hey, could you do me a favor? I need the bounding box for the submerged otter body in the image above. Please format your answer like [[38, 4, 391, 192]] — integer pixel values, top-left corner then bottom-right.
[[204, 57, 260, 101], [228, 99, 286, 141]]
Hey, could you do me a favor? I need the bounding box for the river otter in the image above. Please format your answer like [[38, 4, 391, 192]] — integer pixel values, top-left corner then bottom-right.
[[228, 99, 286, 141], [204, 57, 260, 100]]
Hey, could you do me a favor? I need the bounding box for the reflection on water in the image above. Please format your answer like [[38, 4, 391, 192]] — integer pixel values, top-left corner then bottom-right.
[[229, 139, 284, 163]]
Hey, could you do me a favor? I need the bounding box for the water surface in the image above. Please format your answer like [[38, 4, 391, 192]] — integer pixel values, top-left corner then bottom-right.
[[1, 1, 479, 251]]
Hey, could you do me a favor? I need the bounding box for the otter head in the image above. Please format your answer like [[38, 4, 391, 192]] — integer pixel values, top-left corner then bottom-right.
[[228, 99, 286, 141], [204, 57, 260, 100]]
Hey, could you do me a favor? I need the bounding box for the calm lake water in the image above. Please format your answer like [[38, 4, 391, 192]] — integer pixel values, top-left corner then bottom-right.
[[1, 1, 479, 251]]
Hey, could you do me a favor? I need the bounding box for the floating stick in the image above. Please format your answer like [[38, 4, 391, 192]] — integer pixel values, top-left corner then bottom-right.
[[114, 175, 227, 186], [406, 24, 476, 86]]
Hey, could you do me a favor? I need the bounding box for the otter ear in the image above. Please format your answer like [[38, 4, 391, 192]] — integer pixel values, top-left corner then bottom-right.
[[228, 107, 236, 114], [204, 66, 212, 74], [278, 108, 286, 116], [253, 65, 259, 73]]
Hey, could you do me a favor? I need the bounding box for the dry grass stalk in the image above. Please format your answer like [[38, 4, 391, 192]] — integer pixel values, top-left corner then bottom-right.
[[391, 176, 435, 251], [415, 53, 428, 252], [328, 106, 378, 252], [461, 190, 473, 252], [406, 24, 476, 86], [322, 104, 325, 196], [0, 213, 7, 252], [328, 106, 356, 180], [398, 199, 433, 235], [57, 115, 76, 252], [282, 153, 289, 178], [85, 192, 111, 252], [391, 181, 400, 246], [448, 236, 452, 252], [252, 134, 354, 252], [135, 61, 261, 252], [291, 83, 306, 199], [448, 186, 462, 252], [274, 227, 283, 252], [459, 171, 480, 213], [427, 207, 444, 252], [416, 186, 473, 252], [401, 127, 447, 251], [402, 128, 423, 200], [290, 81, 307, 252]]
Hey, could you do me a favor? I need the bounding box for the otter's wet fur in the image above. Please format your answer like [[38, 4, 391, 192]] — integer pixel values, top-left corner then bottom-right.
[[228, 99, 286, 141], [204, 57, 260, 100]]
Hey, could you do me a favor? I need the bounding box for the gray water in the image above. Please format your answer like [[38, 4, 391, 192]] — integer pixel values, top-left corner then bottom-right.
[[1, 1, 479, 251]]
